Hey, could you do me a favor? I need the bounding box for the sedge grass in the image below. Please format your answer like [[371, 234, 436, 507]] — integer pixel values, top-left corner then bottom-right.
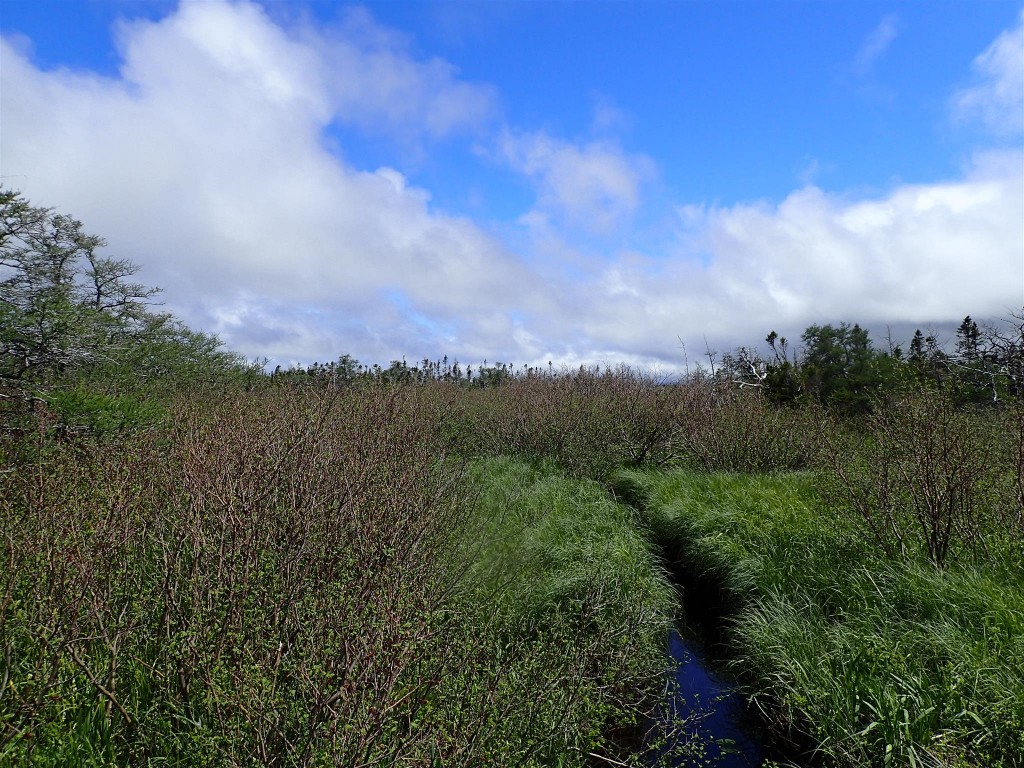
[[445, 457, 680, 764], [616, 468, 1024, 767]]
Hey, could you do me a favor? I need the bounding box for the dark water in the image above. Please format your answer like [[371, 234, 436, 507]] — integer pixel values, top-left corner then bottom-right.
[[647, 629, 764, 768]]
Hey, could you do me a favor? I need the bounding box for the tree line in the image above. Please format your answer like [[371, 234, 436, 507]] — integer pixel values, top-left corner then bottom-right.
[[716, 314, 1023, 414]]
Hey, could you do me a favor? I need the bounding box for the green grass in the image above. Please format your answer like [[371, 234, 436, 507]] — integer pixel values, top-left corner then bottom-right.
[[464, 457, 675, 630], [615, 468, 1024, 768], [441, 456, 679, 764]]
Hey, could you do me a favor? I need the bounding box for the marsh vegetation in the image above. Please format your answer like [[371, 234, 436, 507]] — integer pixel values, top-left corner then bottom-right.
[[2, 189, 1022, 766]]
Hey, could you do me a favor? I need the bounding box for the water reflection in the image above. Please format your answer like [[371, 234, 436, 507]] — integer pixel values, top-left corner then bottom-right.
[[648, 629, 764, 768]]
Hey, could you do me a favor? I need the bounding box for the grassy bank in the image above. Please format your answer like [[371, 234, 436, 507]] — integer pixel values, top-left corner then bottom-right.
[[454, 457, 680, 764], [615, 468, 1024, 767]]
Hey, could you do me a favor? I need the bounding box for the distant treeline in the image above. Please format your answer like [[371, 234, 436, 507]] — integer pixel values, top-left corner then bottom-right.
[[271, 354, 525, 388], [4, 185, 1021, 421], [717, 315, 1023, 412], [273, 313, 1024, 416]]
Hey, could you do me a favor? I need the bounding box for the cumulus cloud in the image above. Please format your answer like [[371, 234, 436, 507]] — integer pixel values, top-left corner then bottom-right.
[[571, 150, 1023, 363], [853, 14, 900, 75], [421, 142, 1020, 372], [498, 130, 655, 234], [0, 0, 535, 364], [951, 9, 1024, 135], [1, 0, 1019, 372]]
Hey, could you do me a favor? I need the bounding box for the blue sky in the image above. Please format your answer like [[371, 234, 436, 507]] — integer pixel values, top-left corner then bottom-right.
[[2, 0, 1022, 369]]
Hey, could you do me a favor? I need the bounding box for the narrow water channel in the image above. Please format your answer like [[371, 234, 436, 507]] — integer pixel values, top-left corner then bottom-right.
[[647, 628, 764, 767], [609, 480, 771, 766]]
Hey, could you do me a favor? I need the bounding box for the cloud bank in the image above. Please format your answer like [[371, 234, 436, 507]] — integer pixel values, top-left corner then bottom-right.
[[2, 0, 1020, 370], [590, 152, 1022, 360], [1, 0, 537, 364]]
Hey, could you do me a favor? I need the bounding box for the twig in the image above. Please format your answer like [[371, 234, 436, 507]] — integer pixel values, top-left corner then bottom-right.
[[66, 643, 132, 725]]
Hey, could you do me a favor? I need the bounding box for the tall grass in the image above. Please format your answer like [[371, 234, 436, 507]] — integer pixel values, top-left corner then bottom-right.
[[617, 468, 1024, 767], [454, 457, 681, 764]]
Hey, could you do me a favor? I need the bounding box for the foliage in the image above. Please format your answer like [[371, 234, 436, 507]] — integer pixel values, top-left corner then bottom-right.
[[76, 313, 255, 391], [0, 189, 252, 405], [0, 189, 157, 384], [719, 313, 1024, 412], [0, 386, 684, 767], [2, 386, 477, 765], [450, 366, 691, 479], [44, 385, 164, 438], [673, 382, 815, 473]]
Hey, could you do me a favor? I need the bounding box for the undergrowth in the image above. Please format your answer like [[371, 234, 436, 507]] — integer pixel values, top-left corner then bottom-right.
[[0, 385, 682, 766], [3, 371, 1020, 766]]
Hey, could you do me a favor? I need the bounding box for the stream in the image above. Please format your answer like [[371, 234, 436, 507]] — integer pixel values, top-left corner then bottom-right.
[[647, 627, 764, 767], [610, 480, 774, 766]]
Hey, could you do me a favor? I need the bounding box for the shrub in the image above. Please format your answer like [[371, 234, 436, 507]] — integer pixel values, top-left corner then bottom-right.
[[463, 367, 689, 479], [674, 382, 815, 473], [818, 388, 1007, 567], [0, 385, 476, 765]]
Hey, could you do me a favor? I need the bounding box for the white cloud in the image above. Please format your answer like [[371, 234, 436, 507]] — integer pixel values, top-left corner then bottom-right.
[[951, 9, 1024, 135], [498, 130, 655, 234], [569, 152, 1023, 362], [0, 0, 534, 364], [853, 14, 900, 75], [116, 0, 329, 117], [312, 7, 498, 141], [0, 1, 1019, 373]]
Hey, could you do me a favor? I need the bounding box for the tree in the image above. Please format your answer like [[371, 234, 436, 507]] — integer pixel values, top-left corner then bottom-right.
[[987, 309, 1024, 399], [949, 313, 1024, 404], [956, 316, 981, 361], [800, 322, 883, 414], [0, 189, 249, 397], [719, 345, 768, 389], [0, 189, 158, 384], [763, 330, 802, 404], [905, 313, 1024, 405]]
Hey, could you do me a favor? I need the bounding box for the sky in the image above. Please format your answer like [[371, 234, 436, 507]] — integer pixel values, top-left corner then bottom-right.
[[2, 0, 1022, 371]]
